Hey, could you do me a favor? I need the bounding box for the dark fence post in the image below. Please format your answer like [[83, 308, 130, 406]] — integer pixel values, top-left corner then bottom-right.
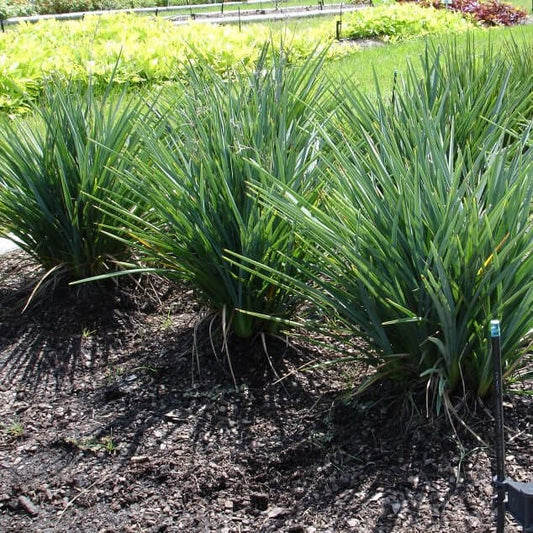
[[335, 3, 343, 40]]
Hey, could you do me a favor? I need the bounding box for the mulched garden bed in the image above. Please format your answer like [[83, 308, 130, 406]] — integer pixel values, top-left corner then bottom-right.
[[0, 250, 531, 532]]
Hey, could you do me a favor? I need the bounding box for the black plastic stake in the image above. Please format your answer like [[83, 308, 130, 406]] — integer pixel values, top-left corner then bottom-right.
[[238, 7, 241, 31], [221, 0, 224, 14], [492, 319, 506, 533], [0, 19, 4, 33]]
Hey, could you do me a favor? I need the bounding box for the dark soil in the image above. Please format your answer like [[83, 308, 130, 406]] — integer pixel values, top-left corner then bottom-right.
[[0, 251, 531, 533]]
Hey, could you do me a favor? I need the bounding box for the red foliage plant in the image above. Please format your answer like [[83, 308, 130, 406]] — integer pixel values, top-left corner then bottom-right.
[[397, 0, 528, 26]]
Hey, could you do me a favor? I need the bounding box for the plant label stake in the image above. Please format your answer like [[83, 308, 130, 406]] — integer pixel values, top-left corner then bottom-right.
[[491, 319, 533, 533], [492, 319, 506, 533], [391, 70, 398, 107]]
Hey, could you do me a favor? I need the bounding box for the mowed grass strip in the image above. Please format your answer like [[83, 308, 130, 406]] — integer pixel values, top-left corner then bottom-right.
[[326, 24, 533, 93]]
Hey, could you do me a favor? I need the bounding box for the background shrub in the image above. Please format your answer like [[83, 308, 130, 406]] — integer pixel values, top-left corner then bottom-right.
[[398, 0, 528, 26], [448, 0, 528, 25], [0, 0, 12, 18], [34, 0, 172, 15], [342, 3, 474, 41], [3, 0, 249, 16]]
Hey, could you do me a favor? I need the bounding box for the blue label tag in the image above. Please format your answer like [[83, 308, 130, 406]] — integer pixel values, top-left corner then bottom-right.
[[490, 319, 501, 338]]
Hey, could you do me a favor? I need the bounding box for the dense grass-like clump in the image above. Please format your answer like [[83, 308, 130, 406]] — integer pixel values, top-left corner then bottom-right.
[[95, 50, 327, 341], [0, 80, 150, 282], [231, 39, 533, 410]]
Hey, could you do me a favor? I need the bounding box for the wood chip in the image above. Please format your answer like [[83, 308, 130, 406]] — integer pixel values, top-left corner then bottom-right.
[[18, 495, 39, 516], [266, 506, 288, 518], [130, 455, 150, 463]]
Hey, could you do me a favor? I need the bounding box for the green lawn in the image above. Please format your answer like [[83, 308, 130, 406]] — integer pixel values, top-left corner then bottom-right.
[[509, 0, 532, 11], [247, 15, 532, 94], [164, 0, 349, 16], [320, 23, 533, 94]]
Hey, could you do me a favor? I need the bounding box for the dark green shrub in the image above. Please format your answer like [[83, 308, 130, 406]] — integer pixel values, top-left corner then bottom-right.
[[0, 0, 13, 18], [238, 40, 533, 411]]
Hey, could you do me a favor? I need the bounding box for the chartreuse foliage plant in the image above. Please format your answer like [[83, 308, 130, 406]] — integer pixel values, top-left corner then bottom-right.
[[98, 50, 326, 340], [0, 14, 343, 113], [0, 78, 151, 282], [234, 41, 533, 411], [342, 3, 474, 41], [0, 5, 478, 115]]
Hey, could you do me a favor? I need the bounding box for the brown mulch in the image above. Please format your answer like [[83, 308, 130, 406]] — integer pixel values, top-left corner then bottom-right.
[[0, 250, 531, 533]]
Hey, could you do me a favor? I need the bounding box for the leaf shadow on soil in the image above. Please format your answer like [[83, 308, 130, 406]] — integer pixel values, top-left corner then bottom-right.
[[27, 320, 507, 532], [0, 279, 132, 394], [0, 251, 531, 532]]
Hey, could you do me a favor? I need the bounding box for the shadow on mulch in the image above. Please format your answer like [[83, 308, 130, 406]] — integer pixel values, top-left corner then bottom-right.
[[86, 324, 327, 461], [0, 250, 190, 395], [0, 250, 531, 532], [0, 250, 327, 467], [0, 277, 134, 393]]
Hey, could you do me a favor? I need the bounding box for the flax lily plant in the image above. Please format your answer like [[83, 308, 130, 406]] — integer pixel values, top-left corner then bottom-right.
[[232, 41, 533, 411], [0, 78, 150, 284], [97, 49, 327, 340]]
